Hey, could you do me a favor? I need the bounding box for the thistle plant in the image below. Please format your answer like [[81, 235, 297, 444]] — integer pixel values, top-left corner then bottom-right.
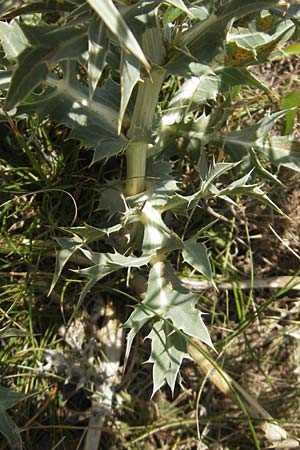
[[1, 0, 300, 402]]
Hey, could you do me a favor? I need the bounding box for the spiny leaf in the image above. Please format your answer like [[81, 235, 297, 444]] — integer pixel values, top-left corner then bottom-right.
[[48, 224, 126, 295], [161, 191, 202, 214], [88, 17, 109, 100], [250, 148, 284, 186], [243, 187, 285, 216], [76, 264, 117, 308], [68, 223, 123, 242], [0, 70, 12, 90], [159, 160, 242, 213], [218, 111, 300, 172], [92, 137, 129, 163], [147, 320, 189, 395], [164, 0, 191, 16], [125, 261, 213, 392], [162, 264, 213, 347], [80, 248, 152, 268], [4, 46, 49, 111], [162, 65, 220, 126], [49, 236, 83, 295], [70, 255, 133, 322], [0, 407, 22, 450], [202, 162, 239, 191], [87, 0, 150, 70], [98, 185, 125, 214], [225, 19, 295, 66], [0, 386, 26, 410], [182, 239, 213, 281], [0, 20, 29, 60], [0, 385, 29, 450], [145, 160, 179, 207], [220, 177, 285, 216], [12, 64, 128, 161], [4, 24, 87, 110], [220, 171, 254, 192], [73, 250, 152, 313], [218, 67, 273, 95], [140, 202, 182, 254], [119, 50, 140, 134], [167, 0, 291, 75]]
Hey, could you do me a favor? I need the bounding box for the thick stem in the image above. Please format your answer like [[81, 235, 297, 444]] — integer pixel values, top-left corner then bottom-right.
[[125, 23, 166, 196], [125, 69, 165, 196], [125, 139, 147, 196]]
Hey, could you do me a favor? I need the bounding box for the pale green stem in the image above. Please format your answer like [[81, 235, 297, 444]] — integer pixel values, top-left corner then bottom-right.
[[125, 23, 166, 196], [125, 139, 148, 195], [125, 69, 165, 196]]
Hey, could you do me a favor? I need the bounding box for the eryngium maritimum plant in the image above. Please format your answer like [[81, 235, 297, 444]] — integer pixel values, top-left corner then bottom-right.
[[1, 0, 300, 398]]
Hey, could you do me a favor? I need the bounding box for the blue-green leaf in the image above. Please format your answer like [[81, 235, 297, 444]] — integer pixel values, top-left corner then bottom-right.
[[0, 385, 28, 450], [0, 408, 22, 450], [249, 148, 284, 186], [49, 236, 83, 295], [68, 223, 123, 242], [51, 225, 145, 296], [4, 46, 49, 111], [225, 18, 294, 66], [0, 386, 26, 410], [164, 0, 191, 16], [221, 183, 285, 216], [76, 264, 117, 306], [219, 111, 300, 172], [80, 249, 152, 268], [140, 202, 182, 254], [4, 24, 87, 110], [87, 0, 150, 70], [119, 50, 140, 134], [182, 239, 213, 281], [0, 20, 29, 59], [11, 64, 128, 160], [74, 250, 152, 311], [0, 70, 13, 90], [162, 65, 220, 126], [166, 0, 292, 75], [218, 67, 273, 95], [202, 162, 239, 191], [125, 261, 213, 392], [147, 320, 189, 395], [88, 17, 109, 100]]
